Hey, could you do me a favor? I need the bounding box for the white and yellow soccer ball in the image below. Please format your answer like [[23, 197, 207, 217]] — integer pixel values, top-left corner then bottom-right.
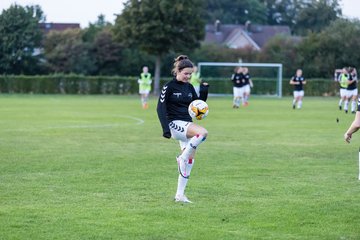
[[188, 100, 209, 120]]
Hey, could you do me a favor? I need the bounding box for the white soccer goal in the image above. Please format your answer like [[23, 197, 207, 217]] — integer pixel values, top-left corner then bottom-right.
[[198, 62, 283, 98]]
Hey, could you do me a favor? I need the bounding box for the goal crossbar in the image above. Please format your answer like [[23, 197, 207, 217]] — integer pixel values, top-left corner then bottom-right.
[[198, 62, 283, 97]]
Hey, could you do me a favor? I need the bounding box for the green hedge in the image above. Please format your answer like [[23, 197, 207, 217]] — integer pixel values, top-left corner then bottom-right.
[[0, 74, 339, 96], [206, 77, 339, 96], [0, 74, 141, 94]]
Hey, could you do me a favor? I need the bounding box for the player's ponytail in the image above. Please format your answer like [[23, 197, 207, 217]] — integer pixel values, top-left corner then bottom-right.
[[172, 55, 194, 76]]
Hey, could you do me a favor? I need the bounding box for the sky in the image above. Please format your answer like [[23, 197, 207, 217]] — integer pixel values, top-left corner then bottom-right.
[[0, 0, 126, 28], [0, 0, 359, 28]]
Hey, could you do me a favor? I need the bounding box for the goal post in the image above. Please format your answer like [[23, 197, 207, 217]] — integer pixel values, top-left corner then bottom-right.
[[198, 62, 283, 98]]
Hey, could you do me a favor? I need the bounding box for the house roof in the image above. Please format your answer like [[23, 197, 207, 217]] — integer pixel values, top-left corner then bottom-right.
[[204, 23, 291, 50], [39, 23, 81, 34]]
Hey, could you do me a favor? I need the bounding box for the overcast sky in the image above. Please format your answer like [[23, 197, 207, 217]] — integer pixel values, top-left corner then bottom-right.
[[0, 0, 126, 28], [0, 0, 359, 28]]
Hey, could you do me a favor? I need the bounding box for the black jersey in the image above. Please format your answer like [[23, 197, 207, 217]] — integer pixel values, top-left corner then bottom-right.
[[157, 78, 209, 138], [292, 76, 305, 91], [231, 73, 244, 88], [243, 73, 251, 85], [347, 74, 357, 90]]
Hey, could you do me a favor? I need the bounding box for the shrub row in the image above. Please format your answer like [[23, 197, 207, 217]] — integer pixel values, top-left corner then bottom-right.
[[0, 74, 339, 96]]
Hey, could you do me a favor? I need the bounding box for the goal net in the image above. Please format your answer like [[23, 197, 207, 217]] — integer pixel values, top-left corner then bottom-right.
[[198, 62, 283, 97]]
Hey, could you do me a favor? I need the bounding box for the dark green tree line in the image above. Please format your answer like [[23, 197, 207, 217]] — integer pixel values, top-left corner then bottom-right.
[[0, 4, 44, 74]]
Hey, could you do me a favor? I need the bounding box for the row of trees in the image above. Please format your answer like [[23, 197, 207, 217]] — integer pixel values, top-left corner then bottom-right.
[[204, 0, 342, 35], [0, 0, 357, 94]]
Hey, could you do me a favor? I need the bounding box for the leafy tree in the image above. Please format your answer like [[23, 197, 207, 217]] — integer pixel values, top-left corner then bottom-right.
[[118, 48, 155, 76], [297, 18, 360, 77], [43, 29, 96, 74], [92, 29, 123, 75], [204, 0, 267, 24], [261, 0, 341, 35], [113, 0, 205, 94], [295, 0, 341, 35], [258, 35, 300, 77], [0, 4, 44, 74], [83, 14, 112, 43]]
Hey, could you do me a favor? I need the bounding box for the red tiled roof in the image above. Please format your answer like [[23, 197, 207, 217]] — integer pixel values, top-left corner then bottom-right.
[[204, 23, 291, 49], [39, 23, 80, 34]]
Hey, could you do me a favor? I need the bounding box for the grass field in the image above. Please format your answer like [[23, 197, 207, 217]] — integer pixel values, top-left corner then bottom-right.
[[1, 94, 360, 239]]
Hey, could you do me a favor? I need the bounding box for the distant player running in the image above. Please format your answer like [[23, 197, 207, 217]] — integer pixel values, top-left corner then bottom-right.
[[290, 69, 306, 109], [242, 67, 254, 106], [190, 66, 202, 97], [344, 67, 358, 114], [138, 66, 152, 109], [157, 55, 209, 203], [336, 68, 348, 110], [231, 67, 244, 108]]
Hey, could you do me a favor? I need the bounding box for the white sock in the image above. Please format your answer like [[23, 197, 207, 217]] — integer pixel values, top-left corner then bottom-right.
[[297, 100, 302, 109], [176, 158, 194, 196], [339, 99, 343, 106], [351, 100, 356, 112], [235, 98, 240, 106], [292, 99, 296, 105], [344, 100, 349, 111], [244, 95, 249, 103], [176, 175, 188, 196]]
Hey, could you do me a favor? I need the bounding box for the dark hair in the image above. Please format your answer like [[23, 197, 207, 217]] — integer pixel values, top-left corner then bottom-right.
[[172, 55, 194, 76]]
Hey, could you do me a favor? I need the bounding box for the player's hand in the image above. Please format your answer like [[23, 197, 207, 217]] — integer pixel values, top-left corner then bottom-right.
[[344, 132, 352, 143], [163, 131, 171, 139], [202, 82, 209, 86]]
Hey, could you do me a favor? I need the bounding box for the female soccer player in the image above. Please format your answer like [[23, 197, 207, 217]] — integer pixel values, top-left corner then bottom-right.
[[290, 69, 306, 109], [336, 68, 348, 111], [190, 66, 202, 97], [138, 66, 152, 109], [242, 67, 254, 107], [157, 55, 209, 203], [344, 67, 358, 114], [231, 67, 244, 108]]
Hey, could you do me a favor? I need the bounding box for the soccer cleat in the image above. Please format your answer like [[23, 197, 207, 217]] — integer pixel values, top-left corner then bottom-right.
[[174, 194, 192, 203], [292, 104, 296, 109], [339, 106, 342, 110], [176, 156, 188, 179], [345, 110, 348, 114], [352, 111, 356, 114]]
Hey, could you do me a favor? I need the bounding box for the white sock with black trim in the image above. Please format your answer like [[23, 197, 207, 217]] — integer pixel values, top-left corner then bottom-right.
[[176, 158, 194, 196]]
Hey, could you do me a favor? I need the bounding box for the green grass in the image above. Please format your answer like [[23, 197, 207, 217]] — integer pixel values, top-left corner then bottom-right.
[[1, 94, 360, 239]]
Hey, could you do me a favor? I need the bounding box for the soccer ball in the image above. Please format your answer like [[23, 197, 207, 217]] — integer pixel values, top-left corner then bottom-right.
[[188, 100, 209, 120]]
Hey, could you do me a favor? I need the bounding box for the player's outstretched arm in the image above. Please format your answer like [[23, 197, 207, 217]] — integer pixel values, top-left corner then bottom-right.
[[344, 111, 360, 143]]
